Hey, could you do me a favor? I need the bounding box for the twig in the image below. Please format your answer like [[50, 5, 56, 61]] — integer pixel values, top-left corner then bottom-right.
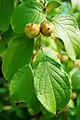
[[31, 34, 43, 63]]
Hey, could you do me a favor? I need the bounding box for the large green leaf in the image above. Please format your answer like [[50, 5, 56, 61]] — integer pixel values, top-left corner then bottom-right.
[[2, 34, 34, 81], [9, 65, 33, 104], [0, 26, 15, 55], [0, 0, 14, 32], [53, 14, 80, 60], [11, 1, 45, 33], [34, 56, 71, 114]]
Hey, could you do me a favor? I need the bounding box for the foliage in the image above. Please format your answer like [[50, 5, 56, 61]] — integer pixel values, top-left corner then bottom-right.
[[0, 0, 80, 120]]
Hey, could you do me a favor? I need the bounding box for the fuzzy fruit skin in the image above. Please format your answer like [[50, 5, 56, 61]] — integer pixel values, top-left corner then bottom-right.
[[24, 23, 40, 38], [40, 21, 55, 36]]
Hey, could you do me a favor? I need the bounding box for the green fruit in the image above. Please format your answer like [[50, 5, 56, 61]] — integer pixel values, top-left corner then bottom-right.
[[24, 23, 40, 38], [40, 21, 55, 36]]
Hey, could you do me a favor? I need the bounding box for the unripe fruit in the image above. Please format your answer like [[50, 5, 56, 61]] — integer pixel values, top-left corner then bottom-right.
[[24, 23, 40, 38], [40, 21, 55, 36], [61, 55, 68, 62], [71, 92, 77, 100]]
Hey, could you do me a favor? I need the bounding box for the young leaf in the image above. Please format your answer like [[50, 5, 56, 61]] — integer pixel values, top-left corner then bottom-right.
[[46, 0, 62, 17], [9, 65, 33, 104], [34, 56, 71, 114], [53, 14, 80, 60], [0, 0, 14, 32], [11, 1, 45, 33], [2, 34, 34, 81]]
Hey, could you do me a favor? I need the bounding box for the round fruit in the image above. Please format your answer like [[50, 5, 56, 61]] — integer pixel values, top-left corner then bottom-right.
[[24, 23, 40, 38], [40, 21, 55, 36]]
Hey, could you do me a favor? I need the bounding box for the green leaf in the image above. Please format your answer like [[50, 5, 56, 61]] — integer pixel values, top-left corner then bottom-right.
[[32, 47, 60, 69], [77, 95, 80, 106], [71, 68, 80, 90], [41, 105, 55, 119], [47, 0, 61, 9], [46, 0, 62, 17], [2, 26, 15, 45], [53, 14, 80, 60], [2, 34, 34, 81], [28, 92, 40, 114], [11, 1, 45, 33], [76, 95, 80, 120], [0, 0, 14, 32], [0, 40, 6, 55], [0, 26, 16, 56], [34, 56, 71, 114], [9, 65, 33, 104]]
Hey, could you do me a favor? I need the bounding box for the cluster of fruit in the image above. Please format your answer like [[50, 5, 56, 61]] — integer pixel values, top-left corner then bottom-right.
[[24, 21, 55, 38]]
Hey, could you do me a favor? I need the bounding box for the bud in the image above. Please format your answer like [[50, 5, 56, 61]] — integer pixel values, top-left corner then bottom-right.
[[24, 23, 40, 38], [40, 21, 55, 36]]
